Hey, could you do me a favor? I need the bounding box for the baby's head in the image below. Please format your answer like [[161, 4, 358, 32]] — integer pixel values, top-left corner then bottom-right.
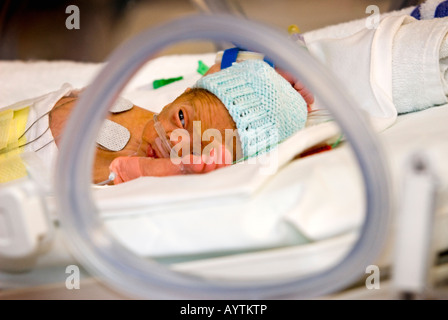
[[141, 59, 308, 163]]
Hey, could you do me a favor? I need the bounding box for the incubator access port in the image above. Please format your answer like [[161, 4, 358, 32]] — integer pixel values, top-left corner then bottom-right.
[[0, 177, 53, 272]]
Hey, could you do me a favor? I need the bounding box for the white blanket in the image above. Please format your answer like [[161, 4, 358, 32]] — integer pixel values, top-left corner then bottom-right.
[[100, 15, 448, 257], [2, 13, 448, 259], [305, 15, 448, 131]]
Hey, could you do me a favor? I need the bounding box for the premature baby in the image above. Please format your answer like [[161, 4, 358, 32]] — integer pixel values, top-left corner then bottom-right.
[[44, 59, 313, 184]]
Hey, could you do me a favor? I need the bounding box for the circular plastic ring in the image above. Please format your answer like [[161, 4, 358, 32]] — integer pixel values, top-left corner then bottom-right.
[[55, 14, 392, 299]]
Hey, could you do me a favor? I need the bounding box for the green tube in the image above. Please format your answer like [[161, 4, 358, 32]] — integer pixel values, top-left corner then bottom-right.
[[152, 76, 184, 89]]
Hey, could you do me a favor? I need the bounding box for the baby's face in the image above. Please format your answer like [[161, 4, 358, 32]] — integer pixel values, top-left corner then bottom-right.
[[139, 88, 238, 161]]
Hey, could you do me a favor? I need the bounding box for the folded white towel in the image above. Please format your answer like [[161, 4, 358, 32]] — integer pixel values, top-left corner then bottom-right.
[[306, 16, 409, 132], [303, 6, 414, 42], [306, 15, 448, 130], [441, 34, 448, 96], [392, 17, 448, 113]]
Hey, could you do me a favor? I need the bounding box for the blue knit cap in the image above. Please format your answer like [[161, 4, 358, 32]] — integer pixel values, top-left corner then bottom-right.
[[194, 59, 308, 159]]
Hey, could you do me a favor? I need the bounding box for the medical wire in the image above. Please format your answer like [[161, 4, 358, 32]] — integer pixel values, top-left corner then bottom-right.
[[7, 94, 145, 186], [16, 97, 77, 149]]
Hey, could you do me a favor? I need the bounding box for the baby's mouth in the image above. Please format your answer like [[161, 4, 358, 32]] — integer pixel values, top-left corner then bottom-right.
[[146, 143, 157, 158]]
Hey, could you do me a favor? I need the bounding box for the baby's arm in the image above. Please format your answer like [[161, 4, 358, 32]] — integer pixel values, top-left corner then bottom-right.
[[109, 145, 231, 184]]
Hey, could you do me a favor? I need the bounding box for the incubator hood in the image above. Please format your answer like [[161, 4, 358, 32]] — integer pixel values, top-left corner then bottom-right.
[[4, 14, 392, 299]]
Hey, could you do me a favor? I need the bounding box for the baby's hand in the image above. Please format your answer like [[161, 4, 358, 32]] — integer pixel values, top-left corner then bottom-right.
[[181, 145, 232, 174], [109, 156, 182, 184], [109, 156, 143, 184], [275, 68, 314, 111], [109, 145, 232, 184]]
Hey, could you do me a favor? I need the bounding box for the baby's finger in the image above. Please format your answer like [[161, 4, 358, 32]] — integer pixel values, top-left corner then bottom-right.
[[108, 160, 120, 183], [109, 159, 124, 184], [213, 145, 232, 168], [275, 68, 295, 85], [202, 160, 218, 173], [113, 172, 124, 185], [180, 154, 206, 174], [199, 151, 217, 173], [181, 153, 217, 174], [294, 81, 315, 105]]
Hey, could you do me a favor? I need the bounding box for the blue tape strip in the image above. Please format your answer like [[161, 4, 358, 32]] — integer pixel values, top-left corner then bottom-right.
[[220, 47, 241, 69], [435, 1, 448, 18], [411, 4, 421, 20], [220, 47, 275, 69]]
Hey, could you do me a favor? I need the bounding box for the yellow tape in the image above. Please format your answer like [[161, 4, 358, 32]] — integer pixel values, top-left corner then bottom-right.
[[0, 106, 30, 183], [0, 110, 13, 150]]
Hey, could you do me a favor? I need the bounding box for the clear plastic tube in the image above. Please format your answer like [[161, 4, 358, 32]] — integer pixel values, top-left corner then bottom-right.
[[55, 14, 393, 299], [153, 113, 174, 157]]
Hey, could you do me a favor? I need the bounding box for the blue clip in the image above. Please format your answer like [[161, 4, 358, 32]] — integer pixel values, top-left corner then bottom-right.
[[220, 47, 241, 69], [220, 47, 275, 69]]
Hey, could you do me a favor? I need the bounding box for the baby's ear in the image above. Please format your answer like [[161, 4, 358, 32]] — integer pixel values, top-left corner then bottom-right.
[[184, 87, 191, 93]]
